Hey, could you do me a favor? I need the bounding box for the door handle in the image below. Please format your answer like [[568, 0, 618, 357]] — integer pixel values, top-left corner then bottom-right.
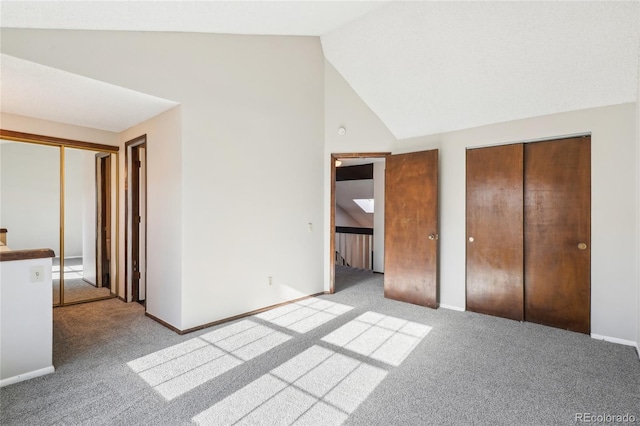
[[577, 243, 587, 250], [468, 237, 474, 242], [428, 234, 439, 241]]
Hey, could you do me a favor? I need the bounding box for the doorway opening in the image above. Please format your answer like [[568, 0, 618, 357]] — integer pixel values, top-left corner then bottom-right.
[[125, 136, 147, 306], [330, 150, 440, 309], [330, 153, 389, 294]]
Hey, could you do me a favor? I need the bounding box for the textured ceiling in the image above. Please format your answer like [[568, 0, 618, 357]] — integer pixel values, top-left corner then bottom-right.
[[0, 1, 387, 132], [322, 1, 640, 139], [0, 1, 388, 36], [0, 54, 178, 132], [1, 1, 638, 138]]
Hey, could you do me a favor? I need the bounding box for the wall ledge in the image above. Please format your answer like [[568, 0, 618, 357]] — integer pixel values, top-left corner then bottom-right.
[[0, 249, 55, 262]]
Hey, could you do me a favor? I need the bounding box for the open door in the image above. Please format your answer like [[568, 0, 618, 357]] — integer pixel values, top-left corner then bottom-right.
[[384, 150, 439, 308]]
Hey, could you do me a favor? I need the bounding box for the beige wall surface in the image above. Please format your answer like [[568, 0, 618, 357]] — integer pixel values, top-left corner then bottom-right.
[[119, 106, 182, 327], [395, 103, 638, 343], [1, 29, 326, 330]]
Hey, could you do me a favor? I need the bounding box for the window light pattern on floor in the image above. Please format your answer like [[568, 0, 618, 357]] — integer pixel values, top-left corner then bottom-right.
[[255, 298, 353, 333], [192, 345, 387, 426], [52, 264, 84, 280], [321, 311, 432, 366], [127, 319, 291, 400]]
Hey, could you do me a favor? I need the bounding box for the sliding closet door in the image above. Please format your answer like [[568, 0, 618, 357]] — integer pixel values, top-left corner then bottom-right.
[[384, 149, 439, 308], [524, 137, 591, 334], [466, 144, 524, 321]]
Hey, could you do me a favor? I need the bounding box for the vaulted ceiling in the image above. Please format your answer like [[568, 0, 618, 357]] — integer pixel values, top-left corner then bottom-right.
[[1, 1, 638, 137]]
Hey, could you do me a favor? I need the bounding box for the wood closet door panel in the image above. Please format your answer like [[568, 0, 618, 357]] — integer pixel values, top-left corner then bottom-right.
[[466, 144, 524, 321], [384, 150, 439, 308], [524, 137, 591, 334]]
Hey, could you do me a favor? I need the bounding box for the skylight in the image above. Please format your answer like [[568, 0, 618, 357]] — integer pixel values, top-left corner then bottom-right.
[[353, 199, 374, 214]]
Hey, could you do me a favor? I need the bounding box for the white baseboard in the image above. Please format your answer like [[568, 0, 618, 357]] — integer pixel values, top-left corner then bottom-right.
[[591, 333, 637, 347], [439, 303, 465, 312], [0, 366, 55, 388]]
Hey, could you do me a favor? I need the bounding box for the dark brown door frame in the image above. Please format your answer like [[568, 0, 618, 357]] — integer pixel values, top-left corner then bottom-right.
[[125, 135, 147, 304], [330, 152, 390, 294], [95, 152, 112, 289]]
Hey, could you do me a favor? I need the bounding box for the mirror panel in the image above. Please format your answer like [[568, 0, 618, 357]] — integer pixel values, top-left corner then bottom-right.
[[63, 148, 116, 304], [0, 140, 61, 305]]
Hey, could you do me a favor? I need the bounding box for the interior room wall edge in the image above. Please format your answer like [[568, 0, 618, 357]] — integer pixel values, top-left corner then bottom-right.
[[393, 102, 638, 343]]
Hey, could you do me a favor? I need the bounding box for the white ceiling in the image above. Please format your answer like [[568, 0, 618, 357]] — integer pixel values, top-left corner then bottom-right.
[[322, 1, 640, 139], [0, 1, 388, 36], [0, 54, 178, 132], [0, 1, 638, 138], [0, 1, 387, 133]]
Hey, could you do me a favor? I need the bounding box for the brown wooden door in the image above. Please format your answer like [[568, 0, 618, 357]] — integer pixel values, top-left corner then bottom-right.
[[384, 150, 439, 308], [466, 144, 524, 321], [524, 137, 591, 334]]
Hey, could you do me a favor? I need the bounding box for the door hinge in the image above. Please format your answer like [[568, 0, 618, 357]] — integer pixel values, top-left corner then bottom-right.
[[135, 271, 141, 280]]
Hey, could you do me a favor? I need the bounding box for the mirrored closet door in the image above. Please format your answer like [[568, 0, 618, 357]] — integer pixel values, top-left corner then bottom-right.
[[0, 131, 119, 307]]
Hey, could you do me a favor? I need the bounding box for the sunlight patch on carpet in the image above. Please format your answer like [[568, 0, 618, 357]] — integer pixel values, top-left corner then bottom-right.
[[255, 298, 353, 333], [127, 319, 291, 400], [321, 311, 432, 366], [192, 345, 387, 426]]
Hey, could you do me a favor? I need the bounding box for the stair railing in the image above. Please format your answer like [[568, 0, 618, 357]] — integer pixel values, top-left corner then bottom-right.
[[335, 226, 374, 270]]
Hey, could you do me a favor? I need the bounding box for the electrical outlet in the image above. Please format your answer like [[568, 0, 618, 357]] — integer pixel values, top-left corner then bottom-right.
[[268, 276, 273, 286], [30, 266, 45, 283], [308, 222, 313, 232]]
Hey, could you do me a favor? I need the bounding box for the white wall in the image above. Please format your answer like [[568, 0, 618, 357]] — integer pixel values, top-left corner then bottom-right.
[[179, 36, 325, 330], [119, 106, 182, 327], [0, 257, 54, 386], [335, 205, 361, 227], [324, 60, 396, 290], [395, 103, 638, 344]]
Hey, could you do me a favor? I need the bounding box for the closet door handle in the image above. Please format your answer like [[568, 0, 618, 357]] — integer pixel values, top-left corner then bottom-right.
[[428, 234, 439, 241], [577, 243, 587, 250]]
